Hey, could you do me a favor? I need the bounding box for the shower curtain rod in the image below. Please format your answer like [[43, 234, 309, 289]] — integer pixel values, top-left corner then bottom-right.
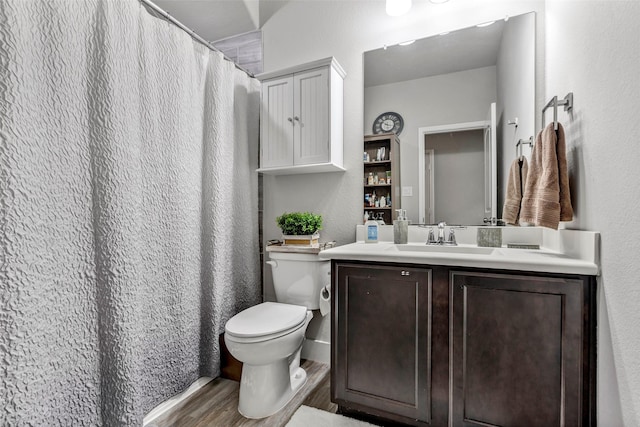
[[139, 0, 254, 77]]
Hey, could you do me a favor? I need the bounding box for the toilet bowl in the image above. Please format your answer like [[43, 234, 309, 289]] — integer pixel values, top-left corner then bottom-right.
[[224, 251, 330, 419], [225, 302, 312, 418]]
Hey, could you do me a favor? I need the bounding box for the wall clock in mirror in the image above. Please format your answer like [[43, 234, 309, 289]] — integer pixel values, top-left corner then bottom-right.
[[373, 111, 404, 135]]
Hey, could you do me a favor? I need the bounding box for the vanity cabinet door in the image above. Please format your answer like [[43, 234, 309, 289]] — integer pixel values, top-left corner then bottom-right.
[[450, 271, 596, 427], [332, 263, 432, 425]]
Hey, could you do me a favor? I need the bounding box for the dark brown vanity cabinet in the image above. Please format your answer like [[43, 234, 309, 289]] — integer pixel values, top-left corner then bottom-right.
[[450, 271, 596, 427], [331, 263, 440, 425], [331, 262, 596, 427]]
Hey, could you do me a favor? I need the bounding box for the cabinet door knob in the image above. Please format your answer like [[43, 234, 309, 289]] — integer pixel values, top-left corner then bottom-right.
[[294, 116, 300, 121], [401, 271, 411, 276], [288, 117, 293, 122]]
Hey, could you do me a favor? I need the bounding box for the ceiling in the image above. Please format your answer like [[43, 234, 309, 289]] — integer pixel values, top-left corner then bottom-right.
[[149, 1, 506, 83], [364, 19, 506, 88], [152, 0, 289, 42]]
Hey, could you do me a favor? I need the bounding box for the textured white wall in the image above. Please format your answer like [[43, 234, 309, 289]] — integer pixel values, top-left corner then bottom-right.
[[544, 1, 640, 425], [364, 66, 497, 223]]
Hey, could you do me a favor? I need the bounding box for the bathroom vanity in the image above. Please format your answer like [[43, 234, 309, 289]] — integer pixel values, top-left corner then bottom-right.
[[322, 227, 598, 427]]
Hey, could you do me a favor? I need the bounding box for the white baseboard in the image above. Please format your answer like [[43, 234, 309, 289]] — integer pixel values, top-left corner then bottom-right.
[[302, 338, 330, 364], [143, 376, 213, 426]]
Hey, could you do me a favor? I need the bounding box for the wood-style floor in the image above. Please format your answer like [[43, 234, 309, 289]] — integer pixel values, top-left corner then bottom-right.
[[147, 360, 337, 427]]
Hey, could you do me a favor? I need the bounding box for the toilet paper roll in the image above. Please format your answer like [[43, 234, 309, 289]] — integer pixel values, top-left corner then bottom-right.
[[319, 284, 331, 317]]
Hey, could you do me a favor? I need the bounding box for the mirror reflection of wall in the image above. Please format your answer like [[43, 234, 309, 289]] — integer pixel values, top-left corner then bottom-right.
[[363, 12, 535, 225]]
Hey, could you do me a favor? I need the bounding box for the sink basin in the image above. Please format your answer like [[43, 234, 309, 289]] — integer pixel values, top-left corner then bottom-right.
[[387, 244, 496, 255]]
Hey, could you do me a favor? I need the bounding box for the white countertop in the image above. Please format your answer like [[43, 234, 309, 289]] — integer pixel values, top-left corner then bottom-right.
[[320, 227, 600, 276]]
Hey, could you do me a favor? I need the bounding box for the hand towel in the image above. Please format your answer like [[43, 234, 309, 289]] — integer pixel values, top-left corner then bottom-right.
[[519, 122, 573, 229], [502, 156, 528, 225]]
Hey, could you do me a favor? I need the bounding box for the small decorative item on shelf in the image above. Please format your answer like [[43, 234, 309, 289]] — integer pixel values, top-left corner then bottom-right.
[[276, 211, 322, 247]]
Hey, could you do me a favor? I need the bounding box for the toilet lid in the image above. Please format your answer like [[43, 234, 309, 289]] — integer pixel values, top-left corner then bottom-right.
[[225, 302, 307, 338]]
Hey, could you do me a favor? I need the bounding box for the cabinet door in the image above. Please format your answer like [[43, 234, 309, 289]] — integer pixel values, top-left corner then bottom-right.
[[293, 67, 330, 165], [333, 263, 432, 424], [450, 271, 590, 427], [261, 76, 294, 168]]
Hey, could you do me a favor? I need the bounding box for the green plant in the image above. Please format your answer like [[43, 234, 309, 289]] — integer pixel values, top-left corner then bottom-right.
[[276, 212, 323, 236]]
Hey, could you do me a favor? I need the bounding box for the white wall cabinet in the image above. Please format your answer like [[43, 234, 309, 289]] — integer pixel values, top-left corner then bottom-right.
[[257, 57, 345, 175]]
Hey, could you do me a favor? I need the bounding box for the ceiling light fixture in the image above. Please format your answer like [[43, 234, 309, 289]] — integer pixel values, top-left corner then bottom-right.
[[386, 0, 412, 17]]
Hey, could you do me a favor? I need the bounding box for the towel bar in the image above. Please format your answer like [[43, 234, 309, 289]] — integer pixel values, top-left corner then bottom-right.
[[516, 136, 534, 158], [542, 92, 573, 130]]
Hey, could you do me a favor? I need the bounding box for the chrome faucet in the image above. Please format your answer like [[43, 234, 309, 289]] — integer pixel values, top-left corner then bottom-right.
[[426, 222, 465, 246], [437, 222, 447, 243]]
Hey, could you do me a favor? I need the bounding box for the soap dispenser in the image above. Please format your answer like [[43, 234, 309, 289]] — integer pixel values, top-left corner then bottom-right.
[[393, 209, 409, 244], [364, 212, 379, 244]]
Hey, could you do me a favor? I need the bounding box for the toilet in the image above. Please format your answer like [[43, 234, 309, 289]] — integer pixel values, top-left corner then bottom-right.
[[224, 250, 330, 419]]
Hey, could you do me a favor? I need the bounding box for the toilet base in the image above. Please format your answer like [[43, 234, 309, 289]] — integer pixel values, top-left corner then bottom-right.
[[238, 359, 308, 419]]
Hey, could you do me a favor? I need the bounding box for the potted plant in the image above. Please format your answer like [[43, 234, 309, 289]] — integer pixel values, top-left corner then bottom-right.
[[276, 212, 323, 247]]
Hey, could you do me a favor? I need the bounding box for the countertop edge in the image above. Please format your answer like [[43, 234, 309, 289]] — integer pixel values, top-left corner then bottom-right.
[[320, 243, 599, 276]]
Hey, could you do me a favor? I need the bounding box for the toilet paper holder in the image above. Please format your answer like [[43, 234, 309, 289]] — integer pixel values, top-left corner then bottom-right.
[[321, 284, 331, 299], [320, 284, 331, 317]]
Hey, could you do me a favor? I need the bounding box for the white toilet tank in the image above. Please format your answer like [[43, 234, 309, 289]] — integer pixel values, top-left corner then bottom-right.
[[267, 251, 330, 309]]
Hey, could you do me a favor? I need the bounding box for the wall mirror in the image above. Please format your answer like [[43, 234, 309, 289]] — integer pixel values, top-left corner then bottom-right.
[[364, 12, 535, 225]]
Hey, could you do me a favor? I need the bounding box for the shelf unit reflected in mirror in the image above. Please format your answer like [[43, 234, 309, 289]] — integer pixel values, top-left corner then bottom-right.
[[364, 133, 401, 224]]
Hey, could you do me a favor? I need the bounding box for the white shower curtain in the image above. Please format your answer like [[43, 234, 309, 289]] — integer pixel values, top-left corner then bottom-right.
[[0, 0, 261, 425]]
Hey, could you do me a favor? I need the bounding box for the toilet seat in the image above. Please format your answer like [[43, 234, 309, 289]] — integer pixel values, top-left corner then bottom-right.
[[225, 302, 308, 343]]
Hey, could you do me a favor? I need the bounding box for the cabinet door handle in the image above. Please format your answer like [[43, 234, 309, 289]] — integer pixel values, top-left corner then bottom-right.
[[294, 116, 300, 121], [288, 117, 293, 123], [401, 271, 411, 276]]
